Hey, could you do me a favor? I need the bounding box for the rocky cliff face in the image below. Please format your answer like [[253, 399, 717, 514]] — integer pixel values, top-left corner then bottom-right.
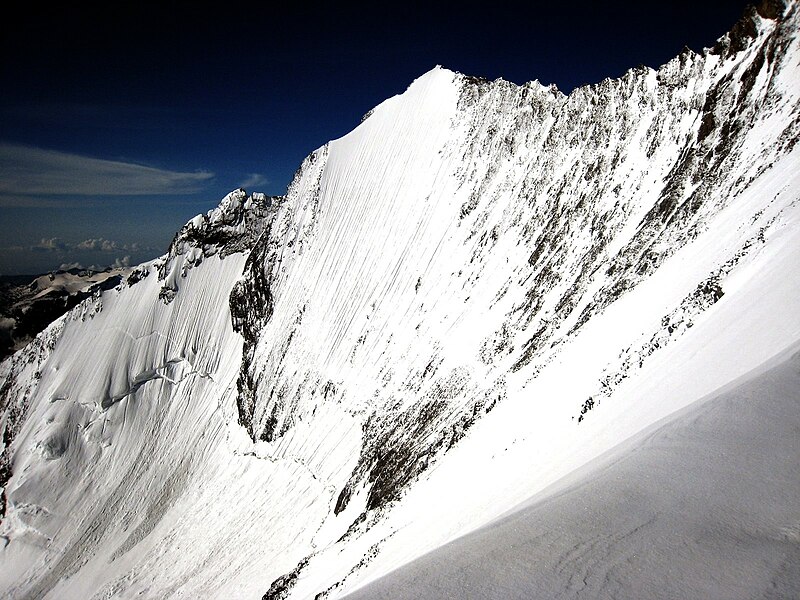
[[1, 2, 799, 599]]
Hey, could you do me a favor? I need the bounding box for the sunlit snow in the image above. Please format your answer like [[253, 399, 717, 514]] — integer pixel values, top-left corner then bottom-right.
[[1, 3, 799, 599]]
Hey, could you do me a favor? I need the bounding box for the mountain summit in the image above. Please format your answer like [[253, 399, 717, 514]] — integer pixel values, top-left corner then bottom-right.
[[2, 2, 799, 598]]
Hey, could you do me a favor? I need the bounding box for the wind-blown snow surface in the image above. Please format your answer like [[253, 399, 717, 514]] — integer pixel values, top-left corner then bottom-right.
[[346, 341, 800, 600], [1, 2, 800, 598]]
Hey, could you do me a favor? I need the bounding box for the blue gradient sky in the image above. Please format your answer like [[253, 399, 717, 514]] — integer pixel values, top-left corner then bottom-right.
[[0, 1, 747, 275]]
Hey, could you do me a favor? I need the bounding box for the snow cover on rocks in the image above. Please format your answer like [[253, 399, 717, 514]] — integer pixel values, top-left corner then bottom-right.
[[1, 2, 799, 598]]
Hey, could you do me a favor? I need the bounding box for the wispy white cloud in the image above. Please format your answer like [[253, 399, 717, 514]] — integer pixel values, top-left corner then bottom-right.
[[76, 237, 120, 252], [10, 237, 152, 255], [240, 173, 268, 189], [0, 143, 214, 195], [58, 261, 86, 271], [112, 255, 131, 268], [32, 237, 68, 252]]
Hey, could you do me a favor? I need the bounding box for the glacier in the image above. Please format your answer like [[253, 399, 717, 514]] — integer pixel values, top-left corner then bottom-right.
[[1, 1, 799, 598]]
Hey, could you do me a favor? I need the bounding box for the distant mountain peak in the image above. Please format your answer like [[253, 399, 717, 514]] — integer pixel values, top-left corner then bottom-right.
[[156, 188, 283, 303]]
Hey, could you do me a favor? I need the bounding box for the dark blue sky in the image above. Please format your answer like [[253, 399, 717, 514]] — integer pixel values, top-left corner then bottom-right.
[[0, 1, 748, 275]]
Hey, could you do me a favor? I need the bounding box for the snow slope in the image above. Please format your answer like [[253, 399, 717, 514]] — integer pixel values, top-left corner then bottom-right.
[[345, 340, 800, 600], [1, 2, 799, 598]]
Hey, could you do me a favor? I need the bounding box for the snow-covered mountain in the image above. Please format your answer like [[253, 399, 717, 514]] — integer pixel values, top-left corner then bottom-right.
[[2, 2, 799, 598], [0, 268, 133, 361]]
